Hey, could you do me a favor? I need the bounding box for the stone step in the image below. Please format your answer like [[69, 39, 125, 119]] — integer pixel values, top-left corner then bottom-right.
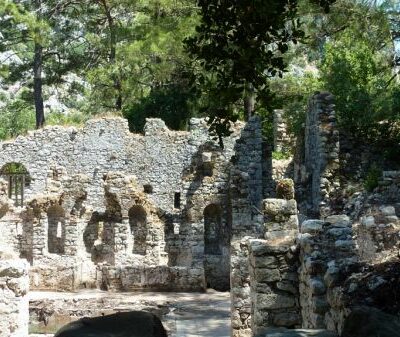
[[257, 328, 338, 337]]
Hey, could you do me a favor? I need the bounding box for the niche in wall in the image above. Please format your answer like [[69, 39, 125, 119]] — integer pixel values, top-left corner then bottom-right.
[[47, 205, 66, 255], [129, 205, 147, 255]]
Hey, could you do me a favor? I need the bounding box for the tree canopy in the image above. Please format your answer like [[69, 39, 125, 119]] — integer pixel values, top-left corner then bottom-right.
[[0, 0, 398, 156]]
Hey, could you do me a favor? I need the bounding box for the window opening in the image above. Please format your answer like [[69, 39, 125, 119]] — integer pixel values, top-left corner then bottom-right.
[[0, 163, 30, 207], [174, 192, 181, 209]]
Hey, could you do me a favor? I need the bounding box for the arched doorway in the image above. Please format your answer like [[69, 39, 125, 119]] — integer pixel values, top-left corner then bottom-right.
[[129, 205, 147, 255], [0, 163, 31, 206], [204, 204, 230, 291], [204, 204, 222, 255]]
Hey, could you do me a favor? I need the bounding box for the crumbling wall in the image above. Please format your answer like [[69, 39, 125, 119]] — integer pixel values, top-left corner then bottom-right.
[[249, 198, 300, 336], [0, 248, 29, 337], [294, 92, 340, 218], [0, 117, 245, 293], [230, 116, 264, 337], [298, 215, 355, 331], [273, 110, 294, 153]]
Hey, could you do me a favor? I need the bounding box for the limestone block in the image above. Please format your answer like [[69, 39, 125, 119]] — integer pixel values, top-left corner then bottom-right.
[[301, 220, 324, 234], [256, 293, 296, 310], [255, 268, 281, 283], [264, 199, 297, 216], [380, 206, 396, 216], [325, 215, 350, 228]]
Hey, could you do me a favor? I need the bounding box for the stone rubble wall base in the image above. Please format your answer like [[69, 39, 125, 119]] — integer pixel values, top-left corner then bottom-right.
[[249, 198, 300, 336], [0, 251, 29, 337], [298, 215, 355, 334]]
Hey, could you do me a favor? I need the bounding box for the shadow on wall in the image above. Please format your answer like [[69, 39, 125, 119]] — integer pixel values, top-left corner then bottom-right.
[[129, 205, 147, 255], [83, 212, 116, 265]]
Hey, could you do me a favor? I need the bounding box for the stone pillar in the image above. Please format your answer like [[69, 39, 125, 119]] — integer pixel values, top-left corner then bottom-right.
[[294, 92, 340, 218], [0, 249, 29, 337], [32, 216, 46, 259], [273, 109, 292, 153], [298, 215, 355, 330], [249, 198, 300, 335], [230, 116, 264, 337]]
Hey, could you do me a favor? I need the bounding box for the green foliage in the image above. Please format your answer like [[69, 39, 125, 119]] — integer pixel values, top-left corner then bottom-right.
[[185, 0, 306, 139], [364, 164, 381, 192], [46, 111, 91, 127], [0, 98, 35, 140], [272, 151, 292, 160], [270, 71, 322, 137], [122, 80, 196, 132], [0, 162, 28, 174], [320, 31, 394, 135]]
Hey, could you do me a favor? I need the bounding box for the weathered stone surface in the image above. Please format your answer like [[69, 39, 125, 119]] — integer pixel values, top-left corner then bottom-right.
[[264, 199, 297, 217], [0, 249, 29, 337], [255, 327, 337, 337], [301, 220, 324, 234], [255, 293, 296, 310]]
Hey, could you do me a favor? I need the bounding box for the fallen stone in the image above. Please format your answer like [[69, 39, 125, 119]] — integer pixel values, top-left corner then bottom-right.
[[342, 306, 400, 337]]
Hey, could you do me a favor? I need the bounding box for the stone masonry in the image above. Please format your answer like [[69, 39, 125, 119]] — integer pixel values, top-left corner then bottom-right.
[[294, 92, 340, 218], [0, 247, 29, 337]]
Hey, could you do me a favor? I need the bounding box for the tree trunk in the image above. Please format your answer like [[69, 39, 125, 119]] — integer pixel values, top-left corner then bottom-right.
[[101, 0, 122, 111], [34, 0, 45, 129], [244, 82, 255, 121]]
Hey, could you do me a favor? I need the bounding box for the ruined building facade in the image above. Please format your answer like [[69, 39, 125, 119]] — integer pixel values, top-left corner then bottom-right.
[[0, 116, 264, 295], [1, 92, 399, 337]]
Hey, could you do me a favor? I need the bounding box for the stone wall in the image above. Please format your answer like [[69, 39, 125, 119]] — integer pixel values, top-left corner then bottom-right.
[[230, 116, 264, 337], [294, 92, 340, 218], [0, 248, 29, 337], [273, 110, 293, 153], [0, 117, 245, 292], [249, 198, 300, 336], [298, 215, 355, 331]]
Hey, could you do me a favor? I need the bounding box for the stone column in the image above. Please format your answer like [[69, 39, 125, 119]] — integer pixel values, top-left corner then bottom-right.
[[0, 249, 29, 337]]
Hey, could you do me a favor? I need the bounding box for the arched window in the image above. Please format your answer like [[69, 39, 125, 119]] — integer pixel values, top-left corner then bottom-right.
[[47, 205, 65, 254], [204, 204, 222, 255], [129, 205, 147, 255], [0, 163, 30, 206]]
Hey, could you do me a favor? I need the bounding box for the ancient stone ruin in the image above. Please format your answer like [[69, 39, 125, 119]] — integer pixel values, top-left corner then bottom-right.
[[0, 92, 399, 337]]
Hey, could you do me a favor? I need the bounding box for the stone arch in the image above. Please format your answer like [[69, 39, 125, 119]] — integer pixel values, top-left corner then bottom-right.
[[0, 162, 31, 206], [47, 205, 66, 255], [129, 205, 147, 255], [83, 212, 115, 265], [204, 204, 222, 255]]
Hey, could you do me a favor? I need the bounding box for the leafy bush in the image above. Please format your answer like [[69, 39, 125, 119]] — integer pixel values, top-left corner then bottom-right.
[[364, 165, 381, 192], [272, 151, 292, 160]]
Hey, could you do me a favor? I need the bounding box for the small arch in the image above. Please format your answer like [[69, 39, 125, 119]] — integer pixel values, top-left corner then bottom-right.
[[0, 163, 31, 206], [47, 205, 66, 255], [83, 212, 116, 265], [204, 204, 222, 255], [129, 205, 147, 255]]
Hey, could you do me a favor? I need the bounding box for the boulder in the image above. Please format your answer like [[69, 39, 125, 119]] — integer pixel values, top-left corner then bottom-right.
[[342, 306, 400, 337], [54, 311, 167, 337]]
